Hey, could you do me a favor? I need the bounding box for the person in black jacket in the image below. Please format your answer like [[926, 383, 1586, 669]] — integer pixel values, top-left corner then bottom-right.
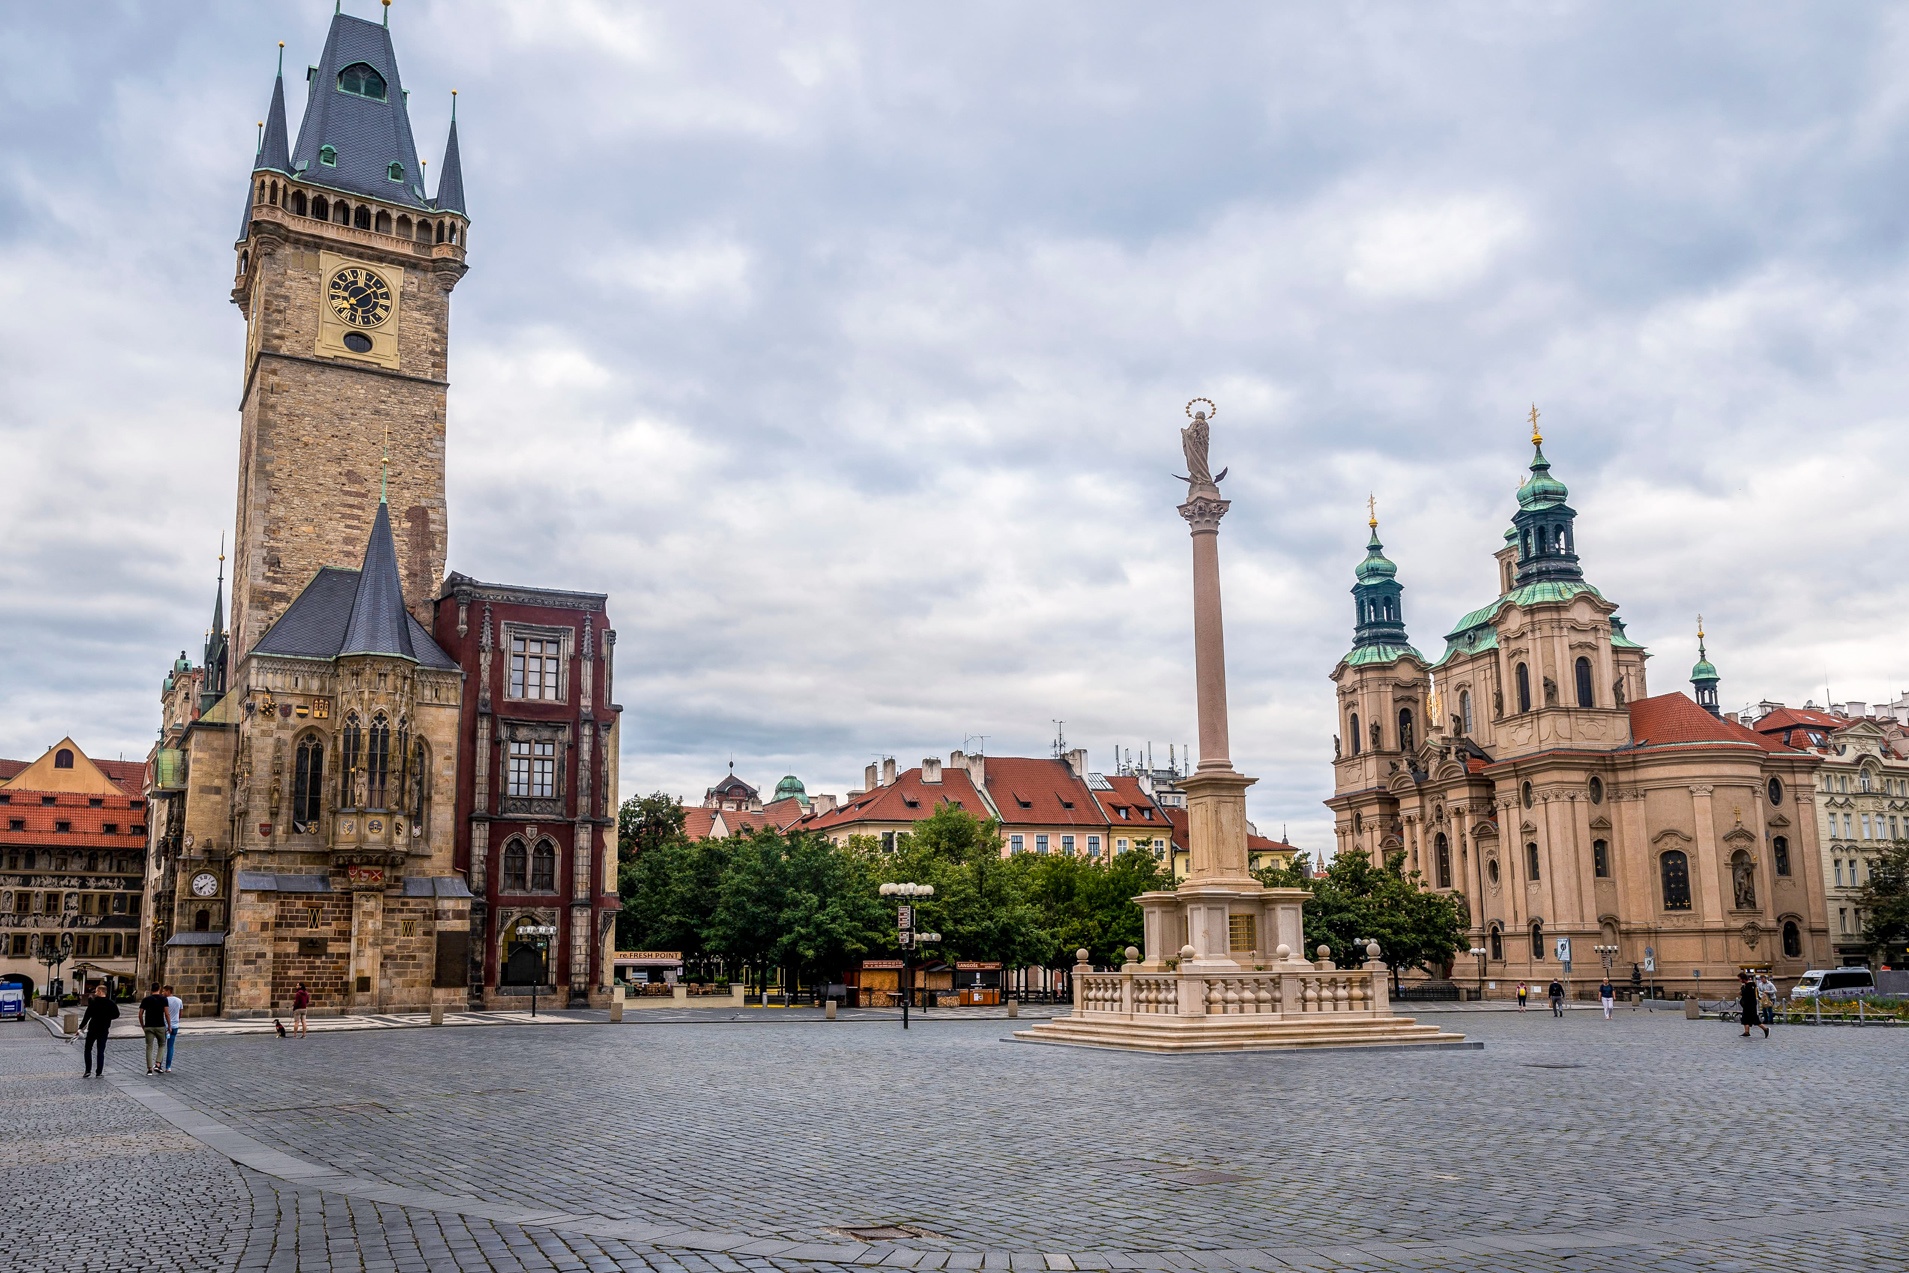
[[1739, 973, 1768, 1038], [79, 984, 118, 1077], [138, 984, 171, 1074]]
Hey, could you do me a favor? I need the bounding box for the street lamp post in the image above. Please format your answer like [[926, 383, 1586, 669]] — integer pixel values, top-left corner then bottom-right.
[[34, 933, 72, 1012], [878, 883, 937, 1030], [1468, 946, 1488, 1001], [515, 924, 558, 1018], [1593, 943, 1619, 991]]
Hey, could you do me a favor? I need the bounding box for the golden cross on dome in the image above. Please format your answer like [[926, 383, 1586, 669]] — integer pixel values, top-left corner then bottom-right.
[[1528, 403, 1542, 446], [1366, 493, 1378, 529]]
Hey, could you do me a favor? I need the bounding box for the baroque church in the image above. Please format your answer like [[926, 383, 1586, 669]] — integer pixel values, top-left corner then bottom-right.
[[1328, 420, 1832, 994], [141, 9, 623, 1016]]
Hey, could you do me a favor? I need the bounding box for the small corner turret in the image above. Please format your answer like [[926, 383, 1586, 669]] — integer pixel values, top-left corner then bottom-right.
[[1510, 405, 1584, 587], [1690, 615, 1721, 716]]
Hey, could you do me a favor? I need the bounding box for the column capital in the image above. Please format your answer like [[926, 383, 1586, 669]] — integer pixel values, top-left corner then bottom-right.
[[1178, 494, 1230, 532]]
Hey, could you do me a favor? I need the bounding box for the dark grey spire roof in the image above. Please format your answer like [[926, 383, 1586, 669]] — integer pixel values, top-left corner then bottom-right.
[[290, 12, 430, 209], [340, 500, 418, 659], [257, 62, 292, 175], [433, 115, 467, 216], [250, 504, 457, 671]]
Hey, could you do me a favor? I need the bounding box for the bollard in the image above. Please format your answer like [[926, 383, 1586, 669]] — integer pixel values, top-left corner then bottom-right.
[[62, 1010, 79, 1036], [825, 999, 838, 1021], [609, 999, 624, 1024], [1683, 997, 1700, 1020], [672, 984, 688, 1004], [430, 1003, 445, 1026], [1006, 999, 1019, 1019]]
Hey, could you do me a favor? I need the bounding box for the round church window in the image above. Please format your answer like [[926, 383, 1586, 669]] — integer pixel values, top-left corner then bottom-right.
[[343, 332, 374, 353]]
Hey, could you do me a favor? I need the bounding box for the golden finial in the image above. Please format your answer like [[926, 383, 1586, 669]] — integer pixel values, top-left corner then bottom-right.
[[1697, 613, 1705, 640], [1366, 493, 1378, 530], [1528, 403, 1542, 446]]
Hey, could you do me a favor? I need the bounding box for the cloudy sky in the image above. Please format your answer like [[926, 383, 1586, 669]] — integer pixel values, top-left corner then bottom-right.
[[3, 2, 1905, 850]]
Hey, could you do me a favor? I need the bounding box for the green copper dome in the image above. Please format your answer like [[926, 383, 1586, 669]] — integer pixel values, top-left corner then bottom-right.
[[1354, 527, 1397, 582], [1517, 442, 1569, 510], [772, 774, 808, 806], [1690, 656, 1718, 682]]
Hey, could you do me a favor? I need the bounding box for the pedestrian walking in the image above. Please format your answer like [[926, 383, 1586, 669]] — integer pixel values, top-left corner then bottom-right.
[[138, 983, 171, 1074], [292, 983, 311, 1038], [163, 985, 183, 1072], [1547, 978, 1565, 1017], [1599, 979, 1615, 1020], [1516, 982, 1529, 1011], [1757, 974, 1777, 1030], [79, 984, 118, 1078], [1738, 972, 1768, 1038]]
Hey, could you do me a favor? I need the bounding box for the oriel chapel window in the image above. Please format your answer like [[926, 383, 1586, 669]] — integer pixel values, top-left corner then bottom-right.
[[293, 735, 324, 830], [341, 713, 361, 803], [509, 634, 562, 700], [366, 713, 391, 808]]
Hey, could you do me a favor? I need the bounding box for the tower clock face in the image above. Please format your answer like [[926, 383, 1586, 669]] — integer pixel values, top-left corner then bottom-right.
[[191, 872, 219, 898], [327, 265, 394, 328]]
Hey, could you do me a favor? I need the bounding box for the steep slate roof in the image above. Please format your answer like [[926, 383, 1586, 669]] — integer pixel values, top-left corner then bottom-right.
[[290, 12, 430, 210], [258, 61, 292, 174], [434, 114, 467, 214], [982, 757, 1106, 828], [251, 506, 456, 670], [1627, 693, 1790, 753], [804, 765, 989, 835]]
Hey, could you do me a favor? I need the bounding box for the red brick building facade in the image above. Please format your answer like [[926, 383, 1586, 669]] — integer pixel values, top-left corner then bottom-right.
[[433, 575, 622, 1008]]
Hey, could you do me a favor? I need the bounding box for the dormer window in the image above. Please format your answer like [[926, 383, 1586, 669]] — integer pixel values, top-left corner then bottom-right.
[[319, 145, 338, 167], [337, 62, 388, 102], [387, 162, 405, 182], [54, 748, 74, 769]]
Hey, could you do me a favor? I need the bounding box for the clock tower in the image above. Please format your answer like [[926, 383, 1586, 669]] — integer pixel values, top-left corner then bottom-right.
[[229, 8, 469, 656]]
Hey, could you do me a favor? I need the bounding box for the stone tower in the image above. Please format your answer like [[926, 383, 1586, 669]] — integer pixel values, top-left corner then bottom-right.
[[228, 10, 469, 656]]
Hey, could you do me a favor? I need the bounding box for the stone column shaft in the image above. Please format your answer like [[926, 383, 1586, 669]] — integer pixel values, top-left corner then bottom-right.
[[1180, 494, 1232, 769]]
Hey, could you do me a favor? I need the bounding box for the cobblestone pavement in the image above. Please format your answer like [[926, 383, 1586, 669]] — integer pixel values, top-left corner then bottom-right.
[[4, 1010, 1906, 1271]]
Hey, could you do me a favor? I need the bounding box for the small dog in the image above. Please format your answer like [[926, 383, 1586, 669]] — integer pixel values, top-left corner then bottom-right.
[[272, 1017, 288, 1038]]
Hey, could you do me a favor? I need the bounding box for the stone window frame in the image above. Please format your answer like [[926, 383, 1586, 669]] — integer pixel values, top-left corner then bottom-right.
[[497, 720, 569, 819], [503, 623, 571, 705]]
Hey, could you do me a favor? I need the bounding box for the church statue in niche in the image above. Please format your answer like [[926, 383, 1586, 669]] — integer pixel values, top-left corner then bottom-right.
[[1731, 851, 1757, 910]]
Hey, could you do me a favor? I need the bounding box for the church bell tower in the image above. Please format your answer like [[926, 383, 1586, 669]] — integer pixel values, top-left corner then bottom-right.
[[228, 8, 469, 656]]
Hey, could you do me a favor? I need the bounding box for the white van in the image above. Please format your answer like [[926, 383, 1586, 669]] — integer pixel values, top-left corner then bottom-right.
[[1790, 968, 1876, 1000]]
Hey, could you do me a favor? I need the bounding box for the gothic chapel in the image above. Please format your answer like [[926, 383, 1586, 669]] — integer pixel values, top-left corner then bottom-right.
[[1328, 420, 1831, 994], [142, 9, 622, 1016]]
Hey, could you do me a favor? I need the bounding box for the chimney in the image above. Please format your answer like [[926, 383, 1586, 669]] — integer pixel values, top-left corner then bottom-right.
[[864, 762, 879, 791], [959, 751, 985, 788], [812, 793, 837, 814], [1064, 748, 1087, 779], [921, 757, 942, 784], [881, 758, 898, 786]]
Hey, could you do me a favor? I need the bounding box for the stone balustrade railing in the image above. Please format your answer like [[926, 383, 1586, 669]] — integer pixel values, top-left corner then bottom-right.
[[1070, 943, 1392, 1022]]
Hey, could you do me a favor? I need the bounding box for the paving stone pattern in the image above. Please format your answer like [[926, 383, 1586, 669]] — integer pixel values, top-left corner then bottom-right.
[[4, 1010, 1905, 1271]]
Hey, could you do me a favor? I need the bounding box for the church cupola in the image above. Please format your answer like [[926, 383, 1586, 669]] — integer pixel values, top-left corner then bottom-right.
[[1690, 616, 1721, 716], [1350, 498, 1410, 651], [1511, 405, 1584, 587]]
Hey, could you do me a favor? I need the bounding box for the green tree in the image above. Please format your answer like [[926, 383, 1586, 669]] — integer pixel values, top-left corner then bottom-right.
[[1255, 849, 1465, 990], [617, 790, 687, 860], [1857, 839, 1909, 964], [883, 804, 1048, 968], [617, 832, 730, 969], [775, 831, 892, 987]]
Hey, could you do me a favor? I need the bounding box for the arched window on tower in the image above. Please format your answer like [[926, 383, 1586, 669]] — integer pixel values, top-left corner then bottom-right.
[[1575, 657, 1594, 708], [502, 840, 528, 892], [1459, 689, 1473, 734], [1488, 923, 1503, 961], [1516, 663, 1532, 713], [1349, 713, 1361, 756], [1525, 841, 1542, 881], [1782, 920, 1802, 958], [337, 62, 388, 101], [531, 841, 556, 892], [1434, 832, 1451, 888], [1530, 920, 1545, 958]]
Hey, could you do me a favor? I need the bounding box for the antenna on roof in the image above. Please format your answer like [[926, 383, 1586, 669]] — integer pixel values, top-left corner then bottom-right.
[[1051, 721, 1066, 758]]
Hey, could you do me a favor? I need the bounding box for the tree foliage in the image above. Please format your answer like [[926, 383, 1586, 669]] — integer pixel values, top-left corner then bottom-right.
[[1857, 839, 1909, 964], [1255, 849, 1466, 989]]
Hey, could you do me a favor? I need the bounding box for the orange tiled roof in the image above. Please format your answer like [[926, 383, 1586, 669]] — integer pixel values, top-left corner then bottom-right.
[[1091, 774, 1170, 832], [981, 757, 1105, 828], [804, 765, 988, 834], [0, 790, 150, 848], [762, 797, 809, 830], [1628, 693, 1790, 752]]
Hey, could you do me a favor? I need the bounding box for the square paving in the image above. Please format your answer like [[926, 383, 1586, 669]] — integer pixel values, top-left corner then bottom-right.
[[3, 1007, 1904, 1271]]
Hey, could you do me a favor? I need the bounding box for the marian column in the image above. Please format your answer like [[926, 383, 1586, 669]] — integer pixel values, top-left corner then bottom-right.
[[1174, 402, 1258, 891]]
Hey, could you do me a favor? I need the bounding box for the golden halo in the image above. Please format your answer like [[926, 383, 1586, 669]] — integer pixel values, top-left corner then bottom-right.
[[1185, 397, 1217, 420]]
